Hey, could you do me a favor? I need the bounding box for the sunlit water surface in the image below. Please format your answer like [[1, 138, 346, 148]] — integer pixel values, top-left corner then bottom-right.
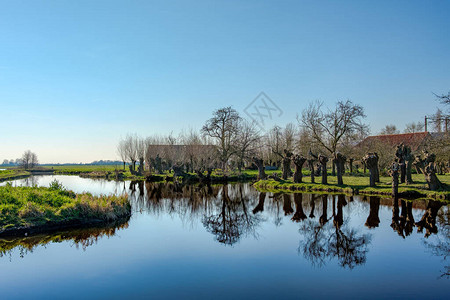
[[0, 175, 448, 299]]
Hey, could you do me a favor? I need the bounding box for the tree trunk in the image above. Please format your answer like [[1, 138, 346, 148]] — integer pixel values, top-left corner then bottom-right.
[[390, 162, 399, 197], [319, 155, 328, 184], [400, 162, 406, 184], [253, 157, 266, 180], [363, 153, 378, 187], [308, 160, 315, 183], [424, 163, 443, 191], [349, 158, 354, 173], [293, 155, 306, 183], [335, 153, 346, 185], [374, 153, 380, 183], [331, 158, 336, 176], [138, 157, 144, 175], [405, 159, 413, 184], [282, 150, 293, 180]]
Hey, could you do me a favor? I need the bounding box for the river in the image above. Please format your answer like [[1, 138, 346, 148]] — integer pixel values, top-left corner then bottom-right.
[[0, 175, 448, 299]]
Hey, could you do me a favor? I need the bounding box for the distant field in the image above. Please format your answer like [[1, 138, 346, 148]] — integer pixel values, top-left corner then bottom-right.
[[47, 165, 124, 173]]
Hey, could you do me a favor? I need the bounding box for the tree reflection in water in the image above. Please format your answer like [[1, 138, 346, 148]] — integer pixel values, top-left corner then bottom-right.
[[292, 194, 307, 222], [202, 185, 263, 246], [418, 200, 449, 278], [298, 194, 372, 269], [3, 180, 447, 275], [365, 196, 380, 229], [252, 192, 266, 214]]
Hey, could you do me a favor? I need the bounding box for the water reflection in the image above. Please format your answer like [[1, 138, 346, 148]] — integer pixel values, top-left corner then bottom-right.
[[298, 195, 371, 269], [0, 220, 129, 259], [1, 177, 448, 275], [365, 196, 380, 228], [422, 204, 449, 278], [202, 185, 263, 246]]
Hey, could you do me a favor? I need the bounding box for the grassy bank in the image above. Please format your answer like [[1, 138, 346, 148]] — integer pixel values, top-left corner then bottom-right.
[[0, 169, 30, 182], [254, 173, 450, 200], [0, 181, 131, 236]]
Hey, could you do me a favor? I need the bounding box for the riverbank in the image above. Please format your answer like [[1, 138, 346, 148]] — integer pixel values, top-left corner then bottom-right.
[[254, 173, 450, 200], [0, 169, 30, 182], [0, 181, 131, 237]]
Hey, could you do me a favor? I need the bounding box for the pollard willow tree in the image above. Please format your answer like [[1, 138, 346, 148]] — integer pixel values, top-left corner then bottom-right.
[[299, 100, 368, 183]]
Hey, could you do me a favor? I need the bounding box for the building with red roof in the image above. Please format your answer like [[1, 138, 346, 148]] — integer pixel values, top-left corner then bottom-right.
[[358, 132, 432, 151]]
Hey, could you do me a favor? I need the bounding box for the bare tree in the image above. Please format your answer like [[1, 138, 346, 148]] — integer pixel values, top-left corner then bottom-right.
[[380, 124, 399, 135], [117, 139, 128, 170], [30, 152, 38, 169], [136, 137, 146, 174], [299, 100, 367, 157], [123, 134, 138, 172], [434, 91, 450, 106], [283, 123, 297, 152], [433, 109, 443, 133], [201, 107, 241, 170], [20, 150, 38, 170], [265, 125, 283, 166], [179, 129, 202, 173], [404, 122, 424, 133], [235, 120, 261, 172]]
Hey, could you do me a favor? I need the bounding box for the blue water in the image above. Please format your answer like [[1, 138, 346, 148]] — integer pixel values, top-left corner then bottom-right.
[[0, 175, 448, 299]]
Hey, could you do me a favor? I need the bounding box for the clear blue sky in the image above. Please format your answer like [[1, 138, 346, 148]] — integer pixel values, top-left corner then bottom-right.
[[1, 0, 449, 163]]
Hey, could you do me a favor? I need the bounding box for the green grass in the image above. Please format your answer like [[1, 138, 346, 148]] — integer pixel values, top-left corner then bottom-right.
[[0, 180, 131, 235], [254, 173, 450, 200], [0, 169, 30, 181], [42, 164, 146, 180]]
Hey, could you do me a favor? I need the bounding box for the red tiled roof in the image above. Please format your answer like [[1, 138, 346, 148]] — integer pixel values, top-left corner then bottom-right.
[[359, 132, 431, 150]]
